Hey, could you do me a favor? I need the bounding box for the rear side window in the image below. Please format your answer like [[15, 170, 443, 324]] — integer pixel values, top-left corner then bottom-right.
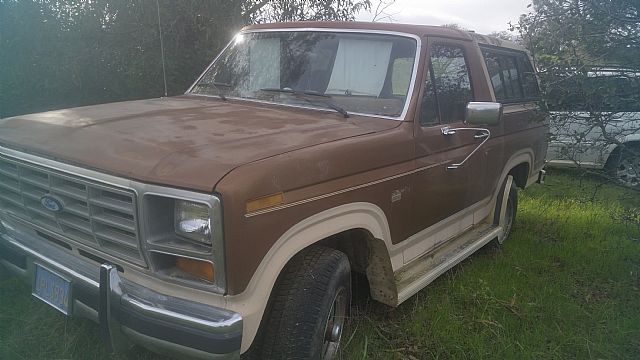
[[482, 48, 540, 102], [517, 56, 540, 99]]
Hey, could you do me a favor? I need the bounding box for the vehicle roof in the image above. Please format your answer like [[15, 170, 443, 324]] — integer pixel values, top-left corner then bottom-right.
[[243, 21, 527, 53]]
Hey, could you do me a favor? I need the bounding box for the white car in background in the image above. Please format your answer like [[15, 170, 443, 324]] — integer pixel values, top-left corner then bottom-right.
[[546, 68, 640, 187]]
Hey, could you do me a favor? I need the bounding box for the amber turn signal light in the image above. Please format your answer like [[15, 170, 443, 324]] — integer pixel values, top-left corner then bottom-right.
[[175, 257, 215, 283], [246, 192, 284, 213]]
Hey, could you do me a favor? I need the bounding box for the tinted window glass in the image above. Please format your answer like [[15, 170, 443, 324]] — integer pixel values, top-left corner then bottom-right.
[[420, 67, 440, 125], [421, 45, 472, 125], [484, 53, 505, 100], [518, 56, 540, 98], [502, 56, 522, 99], [483, 49, 539, 102]]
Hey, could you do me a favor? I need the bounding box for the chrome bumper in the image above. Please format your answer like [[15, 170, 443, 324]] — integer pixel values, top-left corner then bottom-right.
[[0, 218, 242, 359]]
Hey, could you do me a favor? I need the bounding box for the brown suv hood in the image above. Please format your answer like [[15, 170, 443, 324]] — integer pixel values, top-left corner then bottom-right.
[[0, 96, 399, 192]]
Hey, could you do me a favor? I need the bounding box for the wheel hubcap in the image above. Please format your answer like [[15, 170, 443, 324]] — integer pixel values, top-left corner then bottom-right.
[[616, 156, 640, 188], [322, 288, 348, 359], [330, 322, 342, 342]]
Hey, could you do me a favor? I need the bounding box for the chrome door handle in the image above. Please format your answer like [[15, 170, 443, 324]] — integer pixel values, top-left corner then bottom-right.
[[439, 127, 491, 170], [441, 126, 456, 135]]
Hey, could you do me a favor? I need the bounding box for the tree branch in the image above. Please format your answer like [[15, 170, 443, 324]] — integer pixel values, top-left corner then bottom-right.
[[242, 0, 271, 21]]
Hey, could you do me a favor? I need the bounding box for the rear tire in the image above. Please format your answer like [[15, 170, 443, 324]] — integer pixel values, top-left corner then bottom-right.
[[607, 145, 640, 188], [249, 246, 351, 360], [494, 180, 518, 244]]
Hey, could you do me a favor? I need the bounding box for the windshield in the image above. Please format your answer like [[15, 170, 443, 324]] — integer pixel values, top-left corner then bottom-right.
[[190, 31, 418, 118]]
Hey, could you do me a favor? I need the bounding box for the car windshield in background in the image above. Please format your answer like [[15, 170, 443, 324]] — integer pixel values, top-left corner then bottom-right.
[[190, 31, 417, 118]]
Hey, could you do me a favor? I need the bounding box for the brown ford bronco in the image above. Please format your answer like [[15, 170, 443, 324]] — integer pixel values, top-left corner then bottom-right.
[[0, 22, 547, 359]]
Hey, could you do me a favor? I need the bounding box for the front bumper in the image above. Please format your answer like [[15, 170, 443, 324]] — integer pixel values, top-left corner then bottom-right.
[[0, 217, 242, 359]]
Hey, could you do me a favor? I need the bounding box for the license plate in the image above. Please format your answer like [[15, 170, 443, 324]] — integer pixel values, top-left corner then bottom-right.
[[33, 265, 72, 315]]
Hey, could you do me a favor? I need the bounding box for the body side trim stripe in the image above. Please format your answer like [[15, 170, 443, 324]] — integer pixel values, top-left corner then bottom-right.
[[244, 162, 442, 217]]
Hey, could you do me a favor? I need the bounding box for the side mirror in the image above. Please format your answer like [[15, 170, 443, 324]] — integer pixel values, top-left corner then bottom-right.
[[465, 102, 503, 126]]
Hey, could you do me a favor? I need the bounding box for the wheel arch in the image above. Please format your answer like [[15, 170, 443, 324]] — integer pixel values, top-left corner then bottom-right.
[[604, 139, 640, 170], [500, 150, 534, 190], [227, 202, 395, 353], [489, 150, 533, 220], [508, 162, 530, 189]]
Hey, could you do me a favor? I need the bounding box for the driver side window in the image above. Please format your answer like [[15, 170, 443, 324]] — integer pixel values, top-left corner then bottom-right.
[[420, 44, 473, 126]]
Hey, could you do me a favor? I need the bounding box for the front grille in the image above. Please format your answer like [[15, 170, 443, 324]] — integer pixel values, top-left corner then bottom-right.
[[0, 155, 145, 266]]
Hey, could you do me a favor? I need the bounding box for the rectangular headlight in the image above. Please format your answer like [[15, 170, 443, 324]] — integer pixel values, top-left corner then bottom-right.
[[143, 193, 225, 292], [174, 200, 212, 245]]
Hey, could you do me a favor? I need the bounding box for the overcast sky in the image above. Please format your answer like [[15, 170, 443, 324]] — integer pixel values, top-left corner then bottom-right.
[[356, 0, 532, 34]]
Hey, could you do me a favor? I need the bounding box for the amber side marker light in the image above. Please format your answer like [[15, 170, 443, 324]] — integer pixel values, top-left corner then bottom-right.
[[175, 257, 215, 283], [246, 192, 284, 213]]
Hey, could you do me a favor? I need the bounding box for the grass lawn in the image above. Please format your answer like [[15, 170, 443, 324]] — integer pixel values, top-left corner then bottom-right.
[[1, 170, 639, 359]]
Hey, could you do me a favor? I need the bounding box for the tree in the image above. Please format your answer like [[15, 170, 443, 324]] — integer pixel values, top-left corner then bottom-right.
[[243, 0, 370, 23], [514, 0, 640, 188], [517, 0, 639, 68], [487, 31, 520, 43], [370, 0, 396, 22], [0, 0, 370, 118]]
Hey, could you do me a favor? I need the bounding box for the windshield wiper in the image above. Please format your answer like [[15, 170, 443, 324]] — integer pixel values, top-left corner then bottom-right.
[[260, 88, 350, 118], [195, 81, 231, 101], [325, 88, 378, 97]]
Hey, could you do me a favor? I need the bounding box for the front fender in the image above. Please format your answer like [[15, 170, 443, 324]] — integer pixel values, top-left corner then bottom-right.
[[224, 202, 392, 353]]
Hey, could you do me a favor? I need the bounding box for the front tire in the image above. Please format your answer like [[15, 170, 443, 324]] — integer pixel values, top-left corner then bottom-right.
[[252, 246, 351, 360]]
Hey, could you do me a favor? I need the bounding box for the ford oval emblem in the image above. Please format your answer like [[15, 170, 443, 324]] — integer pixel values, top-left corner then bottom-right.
[[40, 194, 64, 213]]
